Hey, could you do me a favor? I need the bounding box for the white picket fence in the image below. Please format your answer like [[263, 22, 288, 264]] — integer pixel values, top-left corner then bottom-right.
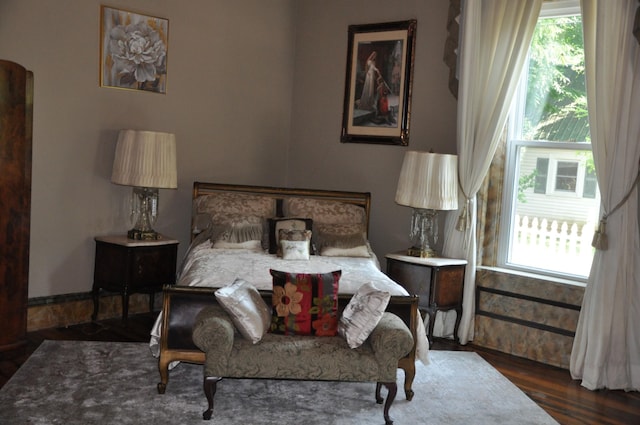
[[510, 214, 595, 276]]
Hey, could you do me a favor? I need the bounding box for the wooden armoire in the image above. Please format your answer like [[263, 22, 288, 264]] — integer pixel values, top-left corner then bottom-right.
[[0, 60, 33, 351]]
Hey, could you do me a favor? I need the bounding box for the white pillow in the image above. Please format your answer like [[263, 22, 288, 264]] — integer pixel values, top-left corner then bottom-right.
[[320, 245, 370, 258], [281, 239, 310, 260], [214, 279, 271, 344], [338, 282, 391, 348], [212, 239, 263, 250]]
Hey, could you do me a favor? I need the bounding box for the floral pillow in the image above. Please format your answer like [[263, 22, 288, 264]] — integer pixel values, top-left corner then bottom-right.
[[269, 269, 341, 336]]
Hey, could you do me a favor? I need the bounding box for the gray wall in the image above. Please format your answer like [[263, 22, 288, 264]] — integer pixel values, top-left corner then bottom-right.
[[0, 0, 457, 299], [0, 0, 296, 298], [289, 0, 457, 261]]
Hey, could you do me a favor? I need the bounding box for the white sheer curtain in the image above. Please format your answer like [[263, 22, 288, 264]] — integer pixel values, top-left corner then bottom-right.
[[439, 0, 542, 344], [570, 0, 640, 391]]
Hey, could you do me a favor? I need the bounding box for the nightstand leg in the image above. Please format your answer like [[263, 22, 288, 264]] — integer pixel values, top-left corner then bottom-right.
[[426, 309, 435, 348], [453, 307, 462, 343]]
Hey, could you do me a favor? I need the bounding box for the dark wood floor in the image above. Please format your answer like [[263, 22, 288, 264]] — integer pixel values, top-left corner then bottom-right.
[[1, 313, 639, 425]]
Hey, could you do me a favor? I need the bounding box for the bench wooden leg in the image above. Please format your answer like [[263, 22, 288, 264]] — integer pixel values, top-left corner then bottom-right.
[[398, 358, 415, 400], [203, 376, 222, 420], [375, 381, 397, 425], [157, 357, 170, 394]]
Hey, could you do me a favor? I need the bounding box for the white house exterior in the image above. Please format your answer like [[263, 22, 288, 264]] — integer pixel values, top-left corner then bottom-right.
[[515, 145, 599, 227]]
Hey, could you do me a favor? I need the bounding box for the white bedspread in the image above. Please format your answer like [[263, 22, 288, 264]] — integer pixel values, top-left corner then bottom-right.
[[149, 241, 429, 363]]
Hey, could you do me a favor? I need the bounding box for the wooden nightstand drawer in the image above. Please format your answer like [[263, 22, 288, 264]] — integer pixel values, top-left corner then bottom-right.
[[129, 246, 177, 287], [432, 266, 464, 307]]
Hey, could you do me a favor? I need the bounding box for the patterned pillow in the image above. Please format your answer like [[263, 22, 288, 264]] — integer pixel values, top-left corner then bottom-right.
[[284, 197, 366, 225], [321, 245, 370, 257], [278, 229, 311, 260], [267, 217, 313, 254], [211, 215, 264, 250], [338, 282, 391, 348], [215, 279, 272, 344], [314, 223, 369, 257], [270, 269, 341, 336], [193, 193, 276, 223]]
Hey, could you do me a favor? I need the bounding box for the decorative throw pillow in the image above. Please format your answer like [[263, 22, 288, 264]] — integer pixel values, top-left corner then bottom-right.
[[278, 229, 311, 260], [338, 281, 391, 348], [315, 223, 370, 257], [270, 269, 341, 336], [213, 240, 263, 250], [215, 279, 272, 344], [321, 245, 370, 257], [194, 193, 276, 224], [284, 197, 366, 225], [267, 217, 313, 254], [211, 215, 264, 250]]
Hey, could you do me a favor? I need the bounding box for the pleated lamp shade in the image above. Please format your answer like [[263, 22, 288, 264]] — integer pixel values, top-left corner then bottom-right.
[[395, 151, 458, 210], [111, 129, 177, 189]]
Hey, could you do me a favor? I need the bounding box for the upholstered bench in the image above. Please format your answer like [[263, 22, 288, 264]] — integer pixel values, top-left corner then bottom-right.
[[192, 303, 414, 425]]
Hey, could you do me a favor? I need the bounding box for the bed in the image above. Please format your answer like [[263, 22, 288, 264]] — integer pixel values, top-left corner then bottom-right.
[[150, 182, 429, 395]]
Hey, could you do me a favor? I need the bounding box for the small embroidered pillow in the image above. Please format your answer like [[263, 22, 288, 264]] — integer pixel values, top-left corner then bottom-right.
[[278, 229, 311, 260]]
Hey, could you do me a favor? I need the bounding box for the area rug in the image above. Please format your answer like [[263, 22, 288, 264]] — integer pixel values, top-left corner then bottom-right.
[[0, 340, 558, 425]]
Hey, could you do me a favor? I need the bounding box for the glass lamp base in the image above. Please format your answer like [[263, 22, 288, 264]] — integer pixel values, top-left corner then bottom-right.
[[126, 187, 160, 240], [127, 228, 159, 240], [407, 208, 439, 258], [406, 246, 437, 258]]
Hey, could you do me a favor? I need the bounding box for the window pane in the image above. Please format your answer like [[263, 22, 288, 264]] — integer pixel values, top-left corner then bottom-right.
[[555, 161, 578, 192], [523, 16, 588, 143], [508, 145, 598, 277]]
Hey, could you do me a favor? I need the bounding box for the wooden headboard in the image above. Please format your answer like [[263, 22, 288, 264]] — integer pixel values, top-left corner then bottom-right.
[[191, 181, 372, 240]]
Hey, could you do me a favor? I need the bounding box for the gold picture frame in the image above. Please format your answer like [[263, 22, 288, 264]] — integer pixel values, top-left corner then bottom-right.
[[341, 20, 417, 146], [100, 6, 169, 94]]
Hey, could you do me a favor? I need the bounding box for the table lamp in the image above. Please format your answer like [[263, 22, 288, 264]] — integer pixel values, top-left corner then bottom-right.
[[111, 129, 177, 240], [395, 150, 458, 257]]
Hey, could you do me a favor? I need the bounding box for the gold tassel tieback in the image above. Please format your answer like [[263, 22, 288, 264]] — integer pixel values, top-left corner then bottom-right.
[[591, 159, 640, 251], [591, 218, 608, 250], [456, 204, 468, 232]]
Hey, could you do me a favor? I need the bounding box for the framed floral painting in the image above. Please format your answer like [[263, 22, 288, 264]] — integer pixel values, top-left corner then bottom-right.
[[341, 20, 417, 146], [100, 6, 169, 94]]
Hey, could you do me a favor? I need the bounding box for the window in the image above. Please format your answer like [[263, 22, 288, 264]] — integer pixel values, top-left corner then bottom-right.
[[499, 1, 599, 280], [555, 161, 578, 192]]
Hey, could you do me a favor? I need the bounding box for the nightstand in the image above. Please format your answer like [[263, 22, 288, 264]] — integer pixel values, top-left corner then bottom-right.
[[92, 235, 179, 322], [385, 252, 467, 346]]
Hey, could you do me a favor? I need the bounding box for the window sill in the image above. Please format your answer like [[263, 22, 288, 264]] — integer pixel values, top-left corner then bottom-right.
[[478, 265, 587, 288]]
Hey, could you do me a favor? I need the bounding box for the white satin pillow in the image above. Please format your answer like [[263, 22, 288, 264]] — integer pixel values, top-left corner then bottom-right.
[[338, 281, 391, 348], [215, 279, 271, 344]]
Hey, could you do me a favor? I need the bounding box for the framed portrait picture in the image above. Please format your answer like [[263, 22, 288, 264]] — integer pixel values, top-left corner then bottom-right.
[[341, 20, 417, 146], [100, 6, 169, 94]]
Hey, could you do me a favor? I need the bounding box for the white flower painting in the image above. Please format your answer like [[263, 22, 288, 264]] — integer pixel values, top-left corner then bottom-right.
[[101, 7, 168, 93]]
